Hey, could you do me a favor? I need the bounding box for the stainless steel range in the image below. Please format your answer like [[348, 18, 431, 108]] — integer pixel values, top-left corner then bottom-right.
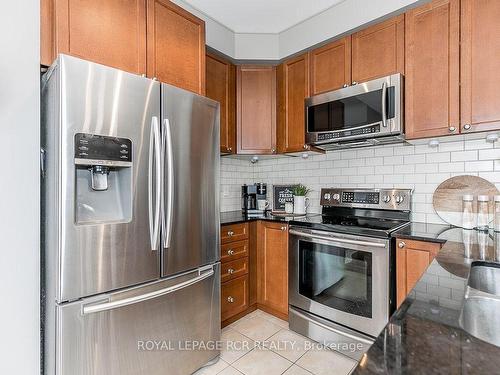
[[288, 188, 411, 360]]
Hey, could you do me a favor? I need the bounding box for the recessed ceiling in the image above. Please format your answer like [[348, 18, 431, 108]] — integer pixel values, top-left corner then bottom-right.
[[182, 0, 346, 33]]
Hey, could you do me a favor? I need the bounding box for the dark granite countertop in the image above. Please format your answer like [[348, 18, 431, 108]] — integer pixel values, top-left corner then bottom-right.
[[220, 210, 319, 225], [354, 227, 500, 374], [392, 222, 452, 243]]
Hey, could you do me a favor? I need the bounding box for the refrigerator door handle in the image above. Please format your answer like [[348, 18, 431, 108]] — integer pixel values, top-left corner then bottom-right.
[[148, 116, 161, 251], [82, 266, 215, 315], [163, 118, 174, 249]]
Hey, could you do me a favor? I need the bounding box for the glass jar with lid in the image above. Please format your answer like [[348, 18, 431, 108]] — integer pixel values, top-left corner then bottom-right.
[[477, 195, 490, 231], [462, 194, 475, 229], [494, 195, 500, 232]]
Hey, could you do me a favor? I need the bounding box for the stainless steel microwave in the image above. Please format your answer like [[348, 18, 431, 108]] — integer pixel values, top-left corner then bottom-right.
[[305, 74, 403, 149]]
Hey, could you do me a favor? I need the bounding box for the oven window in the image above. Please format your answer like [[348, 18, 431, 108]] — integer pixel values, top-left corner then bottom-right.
[[307, 88, 395, 132], [298, 240, 372, 318]]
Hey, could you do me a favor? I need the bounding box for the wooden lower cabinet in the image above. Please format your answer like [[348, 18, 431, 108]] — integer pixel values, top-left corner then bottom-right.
[[221, 222, 249, 244], [257, 221, 289, 318], [396, 238, 441, 307], [221, 275, 249, 322]]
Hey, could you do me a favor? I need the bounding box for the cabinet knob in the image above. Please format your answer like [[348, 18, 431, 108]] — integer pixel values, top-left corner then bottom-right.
[[152, 77, 158, 81], [227, 296, 234, 303], [271, 148, 276, 154], [228, 147, 233, 152], [449, 126, 456, 132], [343, 84, 349, 88], [227, 249, 234, 255], [227, 268, 235, 274], [351, 81, 358, 85], [281, 226, 287, 231], [303, 144, 309, 150], [227, 231, 234, 237], [463, 124, 471, 131], [398, 241, 406, 249]]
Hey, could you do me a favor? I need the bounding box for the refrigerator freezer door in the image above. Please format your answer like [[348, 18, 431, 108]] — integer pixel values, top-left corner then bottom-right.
[[161, 84, 220, 277], [51, 264, 220, 375], [42, 55, 161, 302]]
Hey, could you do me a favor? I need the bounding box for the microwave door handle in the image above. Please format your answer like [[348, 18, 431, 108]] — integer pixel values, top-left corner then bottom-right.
[[381, 81, 387, 128]]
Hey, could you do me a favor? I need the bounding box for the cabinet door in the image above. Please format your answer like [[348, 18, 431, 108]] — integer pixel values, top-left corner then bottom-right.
[[221, 275, 249, 322], [206, 53, 236, 154], [352, 15, 405, 83], [396, 239, 441, 307], [309, 36, 351, 95], [461, 0, 500, 133], [277, 54, 310, 153], [257, 222, 288, 316], [43, 0, 147, 73], [147, 0, 205, 94], [236, 66, 277, 155], [405, 0, 460, 139]]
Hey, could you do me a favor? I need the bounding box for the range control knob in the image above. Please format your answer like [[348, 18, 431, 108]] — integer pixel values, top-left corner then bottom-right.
[[395, 195, 405, 204], [332, 193, 340, 201], [323, 193, 331, 201], [383, 195, 391, 203]]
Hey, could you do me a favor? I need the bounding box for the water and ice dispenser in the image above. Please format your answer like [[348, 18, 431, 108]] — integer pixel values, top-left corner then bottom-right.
[[74, 133, 133, 224]]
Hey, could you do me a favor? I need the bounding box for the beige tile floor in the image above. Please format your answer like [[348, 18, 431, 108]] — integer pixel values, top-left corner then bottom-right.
[[193, 309, 359, 375]]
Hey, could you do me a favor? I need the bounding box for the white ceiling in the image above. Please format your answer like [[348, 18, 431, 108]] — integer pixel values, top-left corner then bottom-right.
[[182, 0, 346, 33]]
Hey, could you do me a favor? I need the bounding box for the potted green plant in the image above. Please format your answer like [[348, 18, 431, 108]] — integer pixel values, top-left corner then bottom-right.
[[293, 184, 311, 215]]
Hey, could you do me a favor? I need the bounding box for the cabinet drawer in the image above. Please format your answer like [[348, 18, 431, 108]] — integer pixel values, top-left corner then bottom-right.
[[221, 275, 248, 321], [221, 223, 249, 243], [221, 240, 249, 263], [221, 257, 248, 283]]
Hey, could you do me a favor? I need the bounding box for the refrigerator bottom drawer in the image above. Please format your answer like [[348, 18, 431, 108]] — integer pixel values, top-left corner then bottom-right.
[[53, 264, 220, 375]]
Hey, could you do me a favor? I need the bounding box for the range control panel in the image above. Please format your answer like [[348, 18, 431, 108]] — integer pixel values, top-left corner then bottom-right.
[[74, 133, 132, 166], [321, 188, 412, 211]]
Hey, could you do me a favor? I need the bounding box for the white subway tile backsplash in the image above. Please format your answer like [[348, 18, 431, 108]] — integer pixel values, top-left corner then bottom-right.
[[220, 137, 500, 224]]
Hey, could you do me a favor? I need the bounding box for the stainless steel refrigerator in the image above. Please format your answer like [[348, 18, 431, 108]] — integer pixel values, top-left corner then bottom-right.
[[41, 55, 220, 375]]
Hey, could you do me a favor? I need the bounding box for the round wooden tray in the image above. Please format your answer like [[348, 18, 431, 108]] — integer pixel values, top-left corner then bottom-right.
[[432, 175, 499, 227]]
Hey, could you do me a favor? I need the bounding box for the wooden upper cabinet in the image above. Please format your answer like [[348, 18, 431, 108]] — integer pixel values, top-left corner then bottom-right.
[[352, 15, 405, 83], [309, 36, 351, 95], [206, 53, 236, 154], [41, 0, 147, 74], [236, 66, 277, 155], [257, 222, 288, 317], [461, 0, 500, 133], [277, 54, 310, 154], [147, 0, 205, 94], [404, 0, 460, 139]]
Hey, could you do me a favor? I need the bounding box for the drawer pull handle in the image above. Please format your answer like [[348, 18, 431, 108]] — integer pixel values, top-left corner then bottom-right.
[[227, 296, 234, 303], [227, 268, 235, 274], [227, 231, 234, 237], [227, 249, 234, 255]]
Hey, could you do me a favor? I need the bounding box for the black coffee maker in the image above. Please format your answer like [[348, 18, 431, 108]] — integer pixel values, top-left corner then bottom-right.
[[242, 183, 267, 214]]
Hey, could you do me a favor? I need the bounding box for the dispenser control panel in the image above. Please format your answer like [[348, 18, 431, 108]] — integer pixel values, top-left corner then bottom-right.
[[74, 133, 132, 165]]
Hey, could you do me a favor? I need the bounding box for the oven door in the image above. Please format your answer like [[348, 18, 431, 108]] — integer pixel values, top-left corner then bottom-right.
[[305, 74, 402, 145], [289, 227, 390, 337]]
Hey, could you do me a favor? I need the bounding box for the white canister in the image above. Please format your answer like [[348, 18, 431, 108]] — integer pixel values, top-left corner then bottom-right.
[[293, 196, 309, 215], [285, 202, 294, 214]]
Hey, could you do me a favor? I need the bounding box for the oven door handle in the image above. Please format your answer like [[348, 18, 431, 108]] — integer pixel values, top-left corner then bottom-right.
[[381, 81, 387, 128], [289, 229, 387, 248], [291, 308, 375, 345]]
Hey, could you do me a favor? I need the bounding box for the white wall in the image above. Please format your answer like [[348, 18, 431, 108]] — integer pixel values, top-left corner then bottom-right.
[[278, 0, 423, 58], [234, 33, 280, 60], [220, 135, 500, 225], [0, 1, 40, 374]]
